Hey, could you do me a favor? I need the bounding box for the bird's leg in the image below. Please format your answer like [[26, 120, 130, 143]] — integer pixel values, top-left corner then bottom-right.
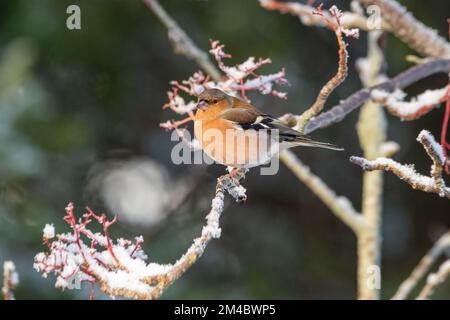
[[227, 167, 246, 184], [219, 167, 246, 187], [218, 168, 248, 203]]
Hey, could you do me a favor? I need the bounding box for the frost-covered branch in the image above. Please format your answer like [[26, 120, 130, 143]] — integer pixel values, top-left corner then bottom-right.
[[350, 130, 450, 199], [417, 259, 450, 300], [392, 230, 450, 300], [2, 261, 19, 300], [296, 4, 359, 133], [143, 0, 221, 81], [208, 40, 289, 100], [361, 0, 450, 58], [260, 0, 389, 31], [304, 59, 450, 134], [371, 86, 449, 121], [34, 174, 245, 300]]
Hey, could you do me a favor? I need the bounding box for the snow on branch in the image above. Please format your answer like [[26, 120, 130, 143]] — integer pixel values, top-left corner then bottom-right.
[[304, 59, 450, 134], [34, 174, 245, 300], [2, 261, 19, 300], [296, 4, 359, 133], [350, 130, 450, 199], [208, 40, 289, 99], [371, 86, 449, 121], [361, 0, 450, 58]]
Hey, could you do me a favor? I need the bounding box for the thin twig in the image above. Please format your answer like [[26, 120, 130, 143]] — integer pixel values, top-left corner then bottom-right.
[[392, 230, 450, 300], [143, 0, 221, 81], [417, 259, 450, 300], [296, 5, 358, 133]]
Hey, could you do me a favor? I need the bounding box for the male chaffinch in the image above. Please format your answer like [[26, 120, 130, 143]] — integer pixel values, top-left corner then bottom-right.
[[194, 88, 342, 169]]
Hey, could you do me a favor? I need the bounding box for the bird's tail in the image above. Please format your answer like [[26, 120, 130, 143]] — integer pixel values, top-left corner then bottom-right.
[[286, 136, 344, 151]]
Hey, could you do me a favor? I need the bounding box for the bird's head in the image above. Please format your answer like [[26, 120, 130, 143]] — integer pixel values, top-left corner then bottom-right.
[[197, 89, 231, 110]]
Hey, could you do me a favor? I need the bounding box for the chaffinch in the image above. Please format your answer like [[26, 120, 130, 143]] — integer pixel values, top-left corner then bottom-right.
[[194, 88, 342, 169]]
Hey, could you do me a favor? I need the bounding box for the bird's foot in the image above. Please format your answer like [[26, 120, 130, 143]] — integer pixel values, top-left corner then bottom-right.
[[219, 168, 248, 203]]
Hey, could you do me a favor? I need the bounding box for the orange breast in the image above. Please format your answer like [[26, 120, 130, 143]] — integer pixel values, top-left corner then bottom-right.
[[194, 118, 275, 168]]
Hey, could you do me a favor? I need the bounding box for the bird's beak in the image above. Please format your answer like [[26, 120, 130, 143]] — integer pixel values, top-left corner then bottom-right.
[[197, 100, 208, 110]]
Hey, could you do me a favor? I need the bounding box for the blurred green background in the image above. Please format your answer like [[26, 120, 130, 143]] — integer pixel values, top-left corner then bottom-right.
[[0, 0, 449, 299]]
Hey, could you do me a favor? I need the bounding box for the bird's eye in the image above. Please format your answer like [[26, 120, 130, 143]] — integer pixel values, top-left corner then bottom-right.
[[212, 99, 218, 104]]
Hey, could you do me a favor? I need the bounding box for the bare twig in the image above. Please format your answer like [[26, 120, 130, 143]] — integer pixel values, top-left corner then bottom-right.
[[280, 150, 366, 233], [350, 130, 450, 199], [143, 0, 221, 81], [417, 259, 450, 299], [361, 0, 450, 58], [296, 5, 359, 133], [304, 59, 450, 134], [441, 87, 450, 174], [2, 261, 19, 300], [392, 230, 450, 300]]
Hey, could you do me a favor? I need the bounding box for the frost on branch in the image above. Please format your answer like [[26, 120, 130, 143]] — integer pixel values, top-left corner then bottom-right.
[[209, 40, 288, 99], [371, 86, 448, 121], [2, 261, 19, 300], [350, 130, 450, 199], [296, 4, 359, 133], [160, 40, 288, 144], [34, 174, 244, 300]]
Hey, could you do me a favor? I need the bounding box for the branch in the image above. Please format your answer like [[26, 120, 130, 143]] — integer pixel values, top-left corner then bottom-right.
[[2, 261, 19, 300], [371, 86, 448, 121], [260, 0, 390, 31], [392, 230, 450, 300], [143, 0, 221, 81], [361, 0, 450, 58], [355, 30, 386, 300], [34, 175, 246, 300], [350, 130, 450, 199], [209, 40, 289, 100], [417, 259, 450, 300], [296, 4, 359, 133], [440, 84, 450, 174], [304, 59, 450, 134], [280, 150, 366, 233]]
